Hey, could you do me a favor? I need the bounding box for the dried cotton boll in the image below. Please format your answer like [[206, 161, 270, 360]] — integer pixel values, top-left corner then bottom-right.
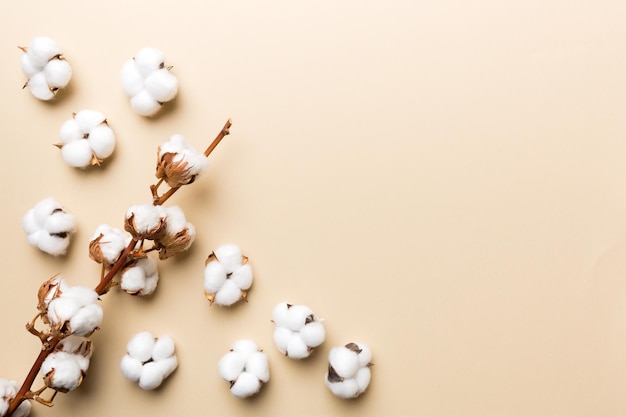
[[218, 340, 269, 398], [156, 134, 209, 188], [154, 206, 196, 260], [46, 285, 102, 337], [324, 342, 373, 399], [124, 203, 167, 240], [0, 379, 31, 417], [120, 256, 159, 296], [89, 224, 132, 265], [19, 36, 71, 101], [41, 352, 84, 392], [56, 110, 116, 168], [121, 47, 177, 116], [22, 197, 76, 256], [204, 243, 253, 306], [271, 302, 325, 359], [120, 331, 178, 390]]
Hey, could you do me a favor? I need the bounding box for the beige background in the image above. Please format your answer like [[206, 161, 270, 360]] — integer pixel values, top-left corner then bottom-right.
[[0, 0, 625, 416]]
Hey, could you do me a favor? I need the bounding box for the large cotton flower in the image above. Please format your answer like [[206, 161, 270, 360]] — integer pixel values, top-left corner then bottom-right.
[[19, 36, 71, 101], [272, 302, 325, 359], [55, 110, 115, 168], [204, 244, 253, 306], [22, 197, 76, 256], [120, 332, 178, 390], [121, 47, 178, 116], [324, 342, 372, 398], [218, 340, 269, 398]]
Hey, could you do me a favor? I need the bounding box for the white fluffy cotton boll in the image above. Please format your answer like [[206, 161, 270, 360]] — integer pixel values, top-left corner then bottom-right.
[[90, 224, 131, 265], [25, 36, 61, 68], [120, 257, 159, 296], [272, 302, 325, 359], [121, 332, 178, 390], [218, 340, 269, 399], [0, 379, 18, 417], [204, 244, 253, 306], [325, 343, 373, 399], [213, 244, 243, 274], [20, 36, 70, 101], [88, 125, 116, 159], [125, 204, 167, 239], [122, 47, 177, 116], [61, 140, 93, 168], [57, 110, 115, 168], [41, 352, 84, 392], [69, 303, 103, 336], [22, 198, 76, 256]]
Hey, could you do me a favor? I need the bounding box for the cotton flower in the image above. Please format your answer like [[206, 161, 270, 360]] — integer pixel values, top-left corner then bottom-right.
[[120, 331, 178, 390], [204, 244, 253, 306], [19, 36, 71, 101], [124, 203, 167, 240], [121, 47, 178, 116], [120, 256, 159, 296], [153, 206, 196, 260], [40, 336, 92, 393], [272, 302, 326, 359], [0, 379, 31, 417], [45, 279, 102, 337], [55, 110, 115, 168], [324, 342, 372, 399], [22, 197, 76, 256], [218, 340, 269, 398], [156, 134, 209, 188], [89, 224, 132, 266]]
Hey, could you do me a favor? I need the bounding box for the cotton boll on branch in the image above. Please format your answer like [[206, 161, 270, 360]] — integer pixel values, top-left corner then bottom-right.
[[19, 36, 71, 101], [121, 47, 178, 117], [22, 197, 76, 256]]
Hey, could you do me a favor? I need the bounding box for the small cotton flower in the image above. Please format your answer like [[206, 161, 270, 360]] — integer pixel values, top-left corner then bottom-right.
[[218, 340, 269, 398], [19, 36, 71, 101], [272, 302, 325, 359], [45, 280, 102, 337], [89, 224, 132, 265], [120, 256, 159, 296], [120, 332, 178, 390], [204, 243, 253, 306], [155, 134, 209, 188], [324, 342, 372, 399], [22, 197, 76, 256], [121, 47, 178, 116], [55, 110, 116, 168], [124, 203, 167, 240], [153, 206, 196, 260], [0, 379, 31, 417]]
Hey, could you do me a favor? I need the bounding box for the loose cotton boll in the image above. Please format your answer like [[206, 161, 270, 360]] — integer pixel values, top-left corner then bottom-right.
[[19, 36, 71, 101], [324, 342, 373, 399], [46, 284, 102, 337], [271, 302, 325, 359], [89, 224, 132, 265], [56, 110, 116, 168], [204, 243, 253, 306], [121, 47, 178, 117], [120, 332, 178, 390], [22, 197, 76, 256], [218, 340, 269, 398], [156, 134, 209, 188]]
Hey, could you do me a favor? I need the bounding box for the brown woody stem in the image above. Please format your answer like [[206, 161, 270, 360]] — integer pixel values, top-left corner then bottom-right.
[[6, 119, 232, 417]]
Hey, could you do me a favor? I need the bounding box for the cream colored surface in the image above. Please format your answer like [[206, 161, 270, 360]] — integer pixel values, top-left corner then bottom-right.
[[0, 1, 625, 416]]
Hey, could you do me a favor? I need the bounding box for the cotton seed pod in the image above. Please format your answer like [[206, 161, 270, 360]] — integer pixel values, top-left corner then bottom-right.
[[22, 197, 76, 256], [120, 256, 159, 296], [124, 203, 167, 240], [272, 302, 326, 359], [89, 224, 132, 265], [46, 283, 102, 337], [121, 47, 178, 116], [0, 379, 31, 417], [56, 110, 116, 168], [324, 342, 373, 399], [37, 275, 67, 315], [19, 36, 71, 101], [120, 331, 178, 390], [154, 206, 196, 260], [155, 134, 209, 188], [41, 352, 85, 393], [218, 339, 269, 398], [204, 243, 253, 306]]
